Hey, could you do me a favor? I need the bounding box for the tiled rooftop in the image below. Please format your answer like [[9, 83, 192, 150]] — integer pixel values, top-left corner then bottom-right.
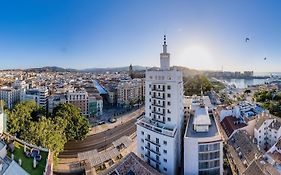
[[229, 130, 260, 163], [220, 116, 247, 137], [103, 152, 161, 175]]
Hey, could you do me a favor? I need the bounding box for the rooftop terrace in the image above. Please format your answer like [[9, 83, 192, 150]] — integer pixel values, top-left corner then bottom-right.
[[137, 116, 177, 137], [186, 113, 220, 139]]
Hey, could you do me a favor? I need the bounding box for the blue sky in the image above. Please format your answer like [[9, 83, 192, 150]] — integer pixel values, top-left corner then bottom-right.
[[0, 0, 281, 72]]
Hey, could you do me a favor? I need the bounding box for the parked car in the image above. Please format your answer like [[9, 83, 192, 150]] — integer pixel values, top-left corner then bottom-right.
[[108, 117, 117, 123], [98, 121, 106, 125]]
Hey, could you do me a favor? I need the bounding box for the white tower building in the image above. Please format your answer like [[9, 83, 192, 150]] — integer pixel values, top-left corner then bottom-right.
[[136, 36, 184, 175]]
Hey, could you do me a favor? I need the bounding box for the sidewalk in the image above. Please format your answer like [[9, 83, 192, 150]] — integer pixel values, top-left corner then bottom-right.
[[88, 107, 144, 135]]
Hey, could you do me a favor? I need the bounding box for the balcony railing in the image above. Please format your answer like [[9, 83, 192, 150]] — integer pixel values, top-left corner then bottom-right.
[[145, 138, 161, 147], [145, 154, 161, 164], [152, 95, 165, 100], [152, 110, 165, 116], [152, 103, 165, 108], [152, 117, 165, 124], [137, 117, 177, 137], [152, 87, 165, 92], [145, 145, 161, 155]]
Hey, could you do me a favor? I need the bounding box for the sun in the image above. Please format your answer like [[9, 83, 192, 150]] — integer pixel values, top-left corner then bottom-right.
[[176, 45, 217, 70]]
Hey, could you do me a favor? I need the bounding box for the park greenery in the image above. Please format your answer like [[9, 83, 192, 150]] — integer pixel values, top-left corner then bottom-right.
[[7, 101, 90, 162], [183, 75, 225, 96], [254, 89, 281, 117]]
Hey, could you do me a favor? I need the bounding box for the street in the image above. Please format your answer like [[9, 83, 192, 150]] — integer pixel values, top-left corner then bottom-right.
[[59, 115, 138, 158]]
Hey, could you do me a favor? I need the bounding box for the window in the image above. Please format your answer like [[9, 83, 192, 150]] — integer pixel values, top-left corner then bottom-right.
[[167, 109, 171, 114], [156, 164, 159, 170], [167, 101, 171, 106], [167, 93, 171, 98], [156, 138, 159, 144], [163, 141, 167, 145], [163, 167, 167, 171], [141, 154, 144, 158], [141, 146, 144, 150], [164, 158, 167, 162], [163, 149, 167, 154], [167, 85, 171, 90], [141, 139, 144, 143], [141, 131, 144, 135], [156, 155, 159, 161], [168, 117, 171, 121]]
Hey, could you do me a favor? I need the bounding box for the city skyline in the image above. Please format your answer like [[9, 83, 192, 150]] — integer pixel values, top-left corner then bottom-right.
[[1, 1, 281, 72]]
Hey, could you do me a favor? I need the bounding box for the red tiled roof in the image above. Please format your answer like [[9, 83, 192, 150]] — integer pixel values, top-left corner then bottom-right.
[[221, 116, 247, 137]]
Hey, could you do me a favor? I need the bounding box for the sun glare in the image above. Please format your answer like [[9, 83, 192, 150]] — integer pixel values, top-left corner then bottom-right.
[[177, 45, 217, 70]]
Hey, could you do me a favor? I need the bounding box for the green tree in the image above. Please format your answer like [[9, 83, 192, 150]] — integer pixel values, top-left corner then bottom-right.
[[184, 75, 212, 96], [54, 103, 90, 141], [22, 117, 67, 163], [7, 101, 39, 136], [273, 92, 281, 101]]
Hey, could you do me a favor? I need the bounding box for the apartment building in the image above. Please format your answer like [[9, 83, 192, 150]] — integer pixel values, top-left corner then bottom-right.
[[23, 87, 48, 109], [117, 78, 145, 107], [88, 94, 103, 117], [65, 90, 88, 116], [0, 87, 21, 109], [47, 93, 67, 114], [254, 112, 281, 150], [184, 96, 223, 175], [136, 36, 184, 175]]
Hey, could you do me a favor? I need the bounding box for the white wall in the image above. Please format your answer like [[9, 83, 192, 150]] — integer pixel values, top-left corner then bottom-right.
[[184, 137, 198, 175], [137, 125, 178, 175]]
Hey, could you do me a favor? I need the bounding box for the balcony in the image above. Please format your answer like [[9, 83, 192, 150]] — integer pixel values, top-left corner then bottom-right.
[[145, 137, 161, 147], [145, 154, 161, 164], [152, 102, 165, 108], [145, 145, 161, 155], [152, 110, 165, 116], [152, 87, 165, 92], [152, 117, 165, 124], [137, 117, 177, 137], [152, 95, 165, 100]]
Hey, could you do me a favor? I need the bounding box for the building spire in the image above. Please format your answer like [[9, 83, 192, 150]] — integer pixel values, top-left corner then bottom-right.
[[163, 35, 167, 53]]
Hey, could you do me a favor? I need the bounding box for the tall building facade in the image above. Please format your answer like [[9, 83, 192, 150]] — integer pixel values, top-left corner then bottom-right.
[[117, 79, 145, 107], [184, 96, 223, 175], [23, 87, 48, 109], [65, 90, 88, 116], [136, 36, 184, 175], [0, 87, 21, 109]]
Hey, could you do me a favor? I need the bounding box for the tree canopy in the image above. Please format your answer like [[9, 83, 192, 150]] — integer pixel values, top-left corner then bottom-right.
[[53, 103, 90, 141], [7, 101, 90, 163], [254, 89, 281, 117], [183, 75, 225, 96]]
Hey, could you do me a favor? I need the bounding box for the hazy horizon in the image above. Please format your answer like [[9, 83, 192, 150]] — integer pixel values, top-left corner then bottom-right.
[[1, 1, 281, 72]]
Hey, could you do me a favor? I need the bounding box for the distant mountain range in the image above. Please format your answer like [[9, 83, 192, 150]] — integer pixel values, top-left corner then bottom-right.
[[82, 65, 147, 73], [9, 65, 203, 77], [25, 66, 77, 72]]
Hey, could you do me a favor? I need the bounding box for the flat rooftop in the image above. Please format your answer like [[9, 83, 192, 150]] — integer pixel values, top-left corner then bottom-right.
[[185, 113, 219, 138], [193, 106, 211, 126]]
